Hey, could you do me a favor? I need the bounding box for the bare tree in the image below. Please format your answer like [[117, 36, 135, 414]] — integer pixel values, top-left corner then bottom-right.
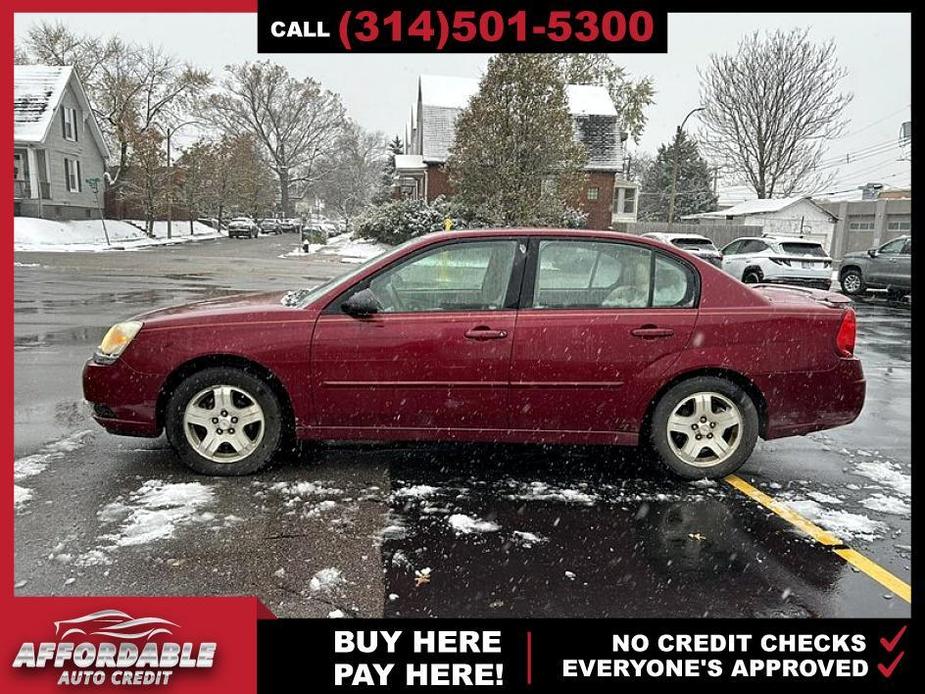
[[316, 121, 387, 230], [23, 20, 120, 94], [207, 60, 345, 216], [698, 29, 852, 198]]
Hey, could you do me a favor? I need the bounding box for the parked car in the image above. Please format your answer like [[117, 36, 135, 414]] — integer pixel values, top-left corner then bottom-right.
[[83, 229, 864, 480], [838, 235, 911, 300], [227, 217, 258, 239], [259, 218, 282, 234], [721, 235, 833, 290], [278, 218, 302, 234], [642, 232, 723, 268]]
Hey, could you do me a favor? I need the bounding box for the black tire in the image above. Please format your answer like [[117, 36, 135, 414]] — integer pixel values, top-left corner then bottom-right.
[[887, 287, 907, 302], [649, 376, 759, 479], [165, 366, 284, 476], [839, 268, 866, 296], [742, 268, 763, 285]]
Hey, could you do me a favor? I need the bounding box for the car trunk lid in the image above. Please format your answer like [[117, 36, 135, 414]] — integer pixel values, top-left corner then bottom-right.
[[750, 284, 852, 309]]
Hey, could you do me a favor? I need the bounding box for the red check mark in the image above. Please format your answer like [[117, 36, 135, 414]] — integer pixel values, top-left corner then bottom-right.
[[880, 625, 907, 652], [878, 652, 904, 678]]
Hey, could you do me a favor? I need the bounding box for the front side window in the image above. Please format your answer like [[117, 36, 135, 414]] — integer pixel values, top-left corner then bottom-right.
[[531, 240, 696, 310], [879, 238, 906, 254], [367, 240, 518, 313]]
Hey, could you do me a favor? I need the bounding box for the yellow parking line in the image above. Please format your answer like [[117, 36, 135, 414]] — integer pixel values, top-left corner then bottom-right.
[[724, 474, 911, 604]]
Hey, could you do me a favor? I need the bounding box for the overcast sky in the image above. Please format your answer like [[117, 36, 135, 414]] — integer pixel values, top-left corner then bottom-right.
[[15, 12, 910, 202]]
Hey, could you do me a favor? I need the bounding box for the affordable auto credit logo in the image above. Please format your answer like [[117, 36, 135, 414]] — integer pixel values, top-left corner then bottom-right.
[[11, 608, 216, 686]]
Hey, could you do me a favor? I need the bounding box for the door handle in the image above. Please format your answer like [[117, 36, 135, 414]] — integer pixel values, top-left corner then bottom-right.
[[631, 326, 675, 339], [464, 326, 509, 340]]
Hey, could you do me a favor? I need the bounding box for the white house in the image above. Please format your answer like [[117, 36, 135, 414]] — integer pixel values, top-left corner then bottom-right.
[[14, 65, 110, 220], [682, 197, 838, 249]]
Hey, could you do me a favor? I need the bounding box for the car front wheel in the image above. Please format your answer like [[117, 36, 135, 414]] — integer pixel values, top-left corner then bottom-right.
[[165, 367, 283, 475], [840, 269, 865, 296], [649, 376, 759, 479]]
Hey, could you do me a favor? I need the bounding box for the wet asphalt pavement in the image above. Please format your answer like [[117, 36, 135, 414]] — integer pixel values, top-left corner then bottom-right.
[[14, 234, 911, 618]]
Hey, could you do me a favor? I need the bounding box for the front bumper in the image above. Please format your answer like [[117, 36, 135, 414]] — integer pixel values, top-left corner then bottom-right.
[[82, 357, 162, 437]]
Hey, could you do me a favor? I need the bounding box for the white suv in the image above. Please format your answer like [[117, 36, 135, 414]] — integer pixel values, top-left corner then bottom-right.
[[721, 236, 833, 290]]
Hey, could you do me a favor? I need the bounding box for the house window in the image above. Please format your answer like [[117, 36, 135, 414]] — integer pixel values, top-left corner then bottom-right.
[[587, 186, 600, 201], [848, 220, 875, 232], [14, 152, 25, 180], [613, 186, 637, 216], [887, 220, 911, 232], [64, 158, 81, 193], [62, 107, 79, 141]]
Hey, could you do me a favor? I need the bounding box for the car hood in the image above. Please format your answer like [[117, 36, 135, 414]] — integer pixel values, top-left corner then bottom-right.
[[842, 251, 869, 260], [130, 290, 311, 327]]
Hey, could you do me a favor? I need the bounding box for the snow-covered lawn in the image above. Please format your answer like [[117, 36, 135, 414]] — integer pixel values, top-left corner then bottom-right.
[[281, 232, 391, 264], [14, 217, 224, 252]]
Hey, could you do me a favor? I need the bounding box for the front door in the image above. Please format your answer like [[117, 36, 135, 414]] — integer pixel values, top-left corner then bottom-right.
[[509, 239, 698, 435], [868, 237, 910, 288], [311, 238, 523, 431]]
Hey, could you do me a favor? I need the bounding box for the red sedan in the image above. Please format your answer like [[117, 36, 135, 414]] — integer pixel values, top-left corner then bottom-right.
[[82, 229, 865, 479]]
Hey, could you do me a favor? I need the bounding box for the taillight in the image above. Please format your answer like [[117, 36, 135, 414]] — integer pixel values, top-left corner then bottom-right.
[[835, 308, 856, 357], [769, 257, 791, 266]]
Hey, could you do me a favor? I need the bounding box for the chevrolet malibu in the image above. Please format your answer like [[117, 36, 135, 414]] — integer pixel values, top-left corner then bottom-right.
[[83, 229, 865, 479]]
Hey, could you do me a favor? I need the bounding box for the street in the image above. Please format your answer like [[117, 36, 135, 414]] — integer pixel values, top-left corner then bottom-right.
[[14, 234, 911, 618]]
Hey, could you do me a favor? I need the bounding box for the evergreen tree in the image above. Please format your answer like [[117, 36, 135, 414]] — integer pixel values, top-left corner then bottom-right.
[[374, 135, 403, 202], [638, 131, 717, 222], [447, 54, 587, 227]]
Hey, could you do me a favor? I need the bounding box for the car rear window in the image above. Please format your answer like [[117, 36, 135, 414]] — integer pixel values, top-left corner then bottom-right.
[[672, 238, 716, 251], [779, 242, 827, 257]]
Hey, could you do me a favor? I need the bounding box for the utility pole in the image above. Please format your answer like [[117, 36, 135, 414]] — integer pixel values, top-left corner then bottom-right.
[[667, 106, 706, 228]]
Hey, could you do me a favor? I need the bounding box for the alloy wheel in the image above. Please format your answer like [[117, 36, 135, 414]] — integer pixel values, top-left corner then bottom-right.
[[183, 385, 265, 463], [666, 392, 743, 467]]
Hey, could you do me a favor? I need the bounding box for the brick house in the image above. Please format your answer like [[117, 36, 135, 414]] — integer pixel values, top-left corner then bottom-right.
[[394, 75, 638, 229], [14, 65, 110, 220]]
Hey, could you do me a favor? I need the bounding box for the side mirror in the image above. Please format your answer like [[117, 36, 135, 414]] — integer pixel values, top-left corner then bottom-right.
[[342, 288, 381, 317], [868, 248, 879, 258]]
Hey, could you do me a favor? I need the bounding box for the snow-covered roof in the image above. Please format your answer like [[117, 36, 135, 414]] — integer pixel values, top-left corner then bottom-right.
[[683, 197, 837, 221], [14, 64, 110, 158], [413, 75, 622, 170], [418, 75, 617, 116], [394, 154, 426, 171], [14, 65, 73, 142]]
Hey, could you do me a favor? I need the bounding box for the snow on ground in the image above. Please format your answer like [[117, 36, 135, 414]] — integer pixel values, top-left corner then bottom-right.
[[392, 484, 439, 499], [310, 567, 345, 592], [15, 217, 223, 252], [783, 499, 887, 543], [860, 494, 910, 517], [282, 232, 391, 264], [511, 530, 548, 548], [98, 480, 215, 548], [851, 458, 911, 498], [505, 481, 598, 506], [14, 430, 94, 511], [447, 513, 500, 535]]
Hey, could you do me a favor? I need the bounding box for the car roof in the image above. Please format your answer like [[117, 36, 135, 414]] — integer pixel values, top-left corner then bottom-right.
[[404, 228, 682, 253]]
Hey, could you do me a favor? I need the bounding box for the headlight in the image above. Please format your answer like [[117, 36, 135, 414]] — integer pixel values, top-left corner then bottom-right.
[[96, 321, 143, 361]]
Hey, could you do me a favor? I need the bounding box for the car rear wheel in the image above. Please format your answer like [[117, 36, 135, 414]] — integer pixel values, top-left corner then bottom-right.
[[742, 268, 763, 284], [840, 269, 865, 296], [650, 376, 759, 479], [165, 367, 283, 475]]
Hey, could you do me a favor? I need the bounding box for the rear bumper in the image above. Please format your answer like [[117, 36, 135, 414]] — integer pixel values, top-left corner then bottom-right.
[[761, 358, 866, 439], [82, 358, 162, 437]]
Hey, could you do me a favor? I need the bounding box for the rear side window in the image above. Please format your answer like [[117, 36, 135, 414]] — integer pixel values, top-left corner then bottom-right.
[[672, 237, 716, 251], [531, 240, 697, 309], [779, 242, 827, 257]]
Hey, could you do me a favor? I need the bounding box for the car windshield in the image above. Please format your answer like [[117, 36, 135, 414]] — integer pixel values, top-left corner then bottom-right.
[[672, 238, 716, 251], [779, 242, 827, 257], [289, 236, 424, 308]]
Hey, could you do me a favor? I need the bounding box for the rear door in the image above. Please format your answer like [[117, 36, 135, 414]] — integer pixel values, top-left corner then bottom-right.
[[509, 238, 698, 435], [310, 238, 524, 431]]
